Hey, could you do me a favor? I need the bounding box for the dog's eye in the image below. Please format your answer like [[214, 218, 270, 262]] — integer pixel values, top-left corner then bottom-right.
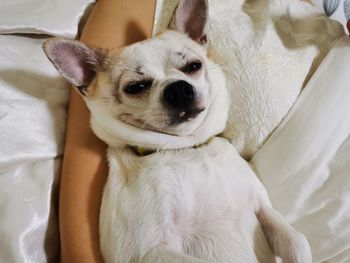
[[124, 80, 153, 95], [182, 61, 202, 74]]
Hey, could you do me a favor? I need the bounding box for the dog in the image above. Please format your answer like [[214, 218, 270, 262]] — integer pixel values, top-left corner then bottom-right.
[[43, 0, 312, 262]]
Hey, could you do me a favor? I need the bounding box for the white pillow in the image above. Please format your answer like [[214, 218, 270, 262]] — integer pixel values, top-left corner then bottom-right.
[[154, 0, 345, 159], [0, 0, 94, 37], [0, 34, 68, 262]]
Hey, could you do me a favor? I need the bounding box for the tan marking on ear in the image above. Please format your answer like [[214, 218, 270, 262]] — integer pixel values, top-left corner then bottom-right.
[[87, 72, 112, 100], [87, 77, 98, 98]]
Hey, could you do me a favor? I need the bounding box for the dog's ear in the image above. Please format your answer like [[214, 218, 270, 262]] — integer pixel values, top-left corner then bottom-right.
[[43, 38, 104, 96], [169, 0, 208, 44]]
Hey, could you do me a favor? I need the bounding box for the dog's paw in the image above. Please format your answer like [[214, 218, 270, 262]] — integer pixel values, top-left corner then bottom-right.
[[283, 232, 312, 263]]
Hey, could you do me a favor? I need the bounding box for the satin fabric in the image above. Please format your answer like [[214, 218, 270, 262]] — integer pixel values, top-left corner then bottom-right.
[[0, 35, 68, 262], [0, 1, 92, 261], [0, 0, 94, 38], [0, 160, 60, 262]]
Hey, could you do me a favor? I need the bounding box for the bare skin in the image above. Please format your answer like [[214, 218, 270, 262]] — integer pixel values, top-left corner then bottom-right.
[[59, 0, 156, 262]]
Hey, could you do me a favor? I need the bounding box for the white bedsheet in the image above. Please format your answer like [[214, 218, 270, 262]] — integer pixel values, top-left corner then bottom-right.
[[0, 1, 93, 261], [0, 35, 69, 262], [0, 35, 69, 171], [0, 0, 94, 37], [251, 36, 350, 262]]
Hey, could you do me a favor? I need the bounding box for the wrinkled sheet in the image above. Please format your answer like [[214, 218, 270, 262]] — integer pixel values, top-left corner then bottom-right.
[[0, 0, 94, 261], [0, 35, 69, 262], [0, 0, 94, 37], [251, 37, 350, 262]]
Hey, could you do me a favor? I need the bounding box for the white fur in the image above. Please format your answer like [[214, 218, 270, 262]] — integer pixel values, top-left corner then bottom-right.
[[101, 138, 266, 262], [99, 137, 311, 262], [89, 32, 311, 263], [88, 31, 229, 150]]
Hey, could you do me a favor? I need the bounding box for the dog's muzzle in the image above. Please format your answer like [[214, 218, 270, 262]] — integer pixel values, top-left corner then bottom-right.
[[163, 80, 195, 109], [163, 80, 204, 124]]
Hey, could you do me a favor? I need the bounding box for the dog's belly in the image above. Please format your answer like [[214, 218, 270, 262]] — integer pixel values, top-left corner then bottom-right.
[[100, 138, 274, 263]]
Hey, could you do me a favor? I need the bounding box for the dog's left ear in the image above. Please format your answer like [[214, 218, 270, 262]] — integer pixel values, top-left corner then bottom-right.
[[43, 38, 105, 96], [169, 0, 208, 44]]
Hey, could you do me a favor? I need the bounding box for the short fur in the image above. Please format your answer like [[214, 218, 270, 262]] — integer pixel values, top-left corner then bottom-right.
[[43, 0, 312, 262]]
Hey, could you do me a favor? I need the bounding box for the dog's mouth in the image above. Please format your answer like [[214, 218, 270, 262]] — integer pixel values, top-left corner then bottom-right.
[[169, 107, 205, 125], [117, 106, 206, 136]]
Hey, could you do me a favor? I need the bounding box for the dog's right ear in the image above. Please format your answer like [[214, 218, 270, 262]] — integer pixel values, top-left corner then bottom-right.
[[43, 38, 103, 96], [169, 0, 208, 44]]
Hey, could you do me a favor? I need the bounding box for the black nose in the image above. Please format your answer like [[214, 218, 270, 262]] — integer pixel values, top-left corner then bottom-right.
[[163, 80, 195, 110]]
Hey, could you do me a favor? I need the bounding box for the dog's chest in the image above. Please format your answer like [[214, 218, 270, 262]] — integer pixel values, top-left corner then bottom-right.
[[101, 138, 262, 262]]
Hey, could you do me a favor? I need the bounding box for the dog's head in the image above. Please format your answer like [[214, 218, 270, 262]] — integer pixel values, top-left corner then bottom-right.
[[43, 0, 229, 149]]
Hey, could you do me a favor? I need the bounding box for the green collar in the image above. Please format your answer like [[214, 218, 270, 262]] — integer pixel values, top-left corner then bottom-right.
[[129, 138, 212, 157]]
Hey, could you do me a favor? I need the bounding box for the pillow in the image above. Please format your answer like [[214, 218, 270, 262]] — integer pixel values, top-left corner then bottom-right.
[[0, 0, 94, 37], [154, 0, 345, 159]]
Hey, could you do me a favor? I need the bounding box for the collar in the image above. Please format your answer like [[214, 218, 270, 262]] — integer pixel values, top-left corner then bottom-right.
[[128, 138, 213, 157]]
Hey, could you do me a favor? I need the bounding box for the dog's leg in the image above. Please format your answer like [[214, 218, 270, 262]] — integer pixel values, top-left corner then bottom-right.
[[141, 246, 208, 263], [256, 205, 312, 263]]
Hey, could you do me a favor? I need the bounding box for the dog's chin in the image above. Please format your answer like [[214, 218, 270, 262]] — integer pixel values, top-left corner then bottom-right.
[[120, 108, 207, 138], [88, 99, 224, 151], [169, 107, 206, 126], [165, 108, 207, 137]]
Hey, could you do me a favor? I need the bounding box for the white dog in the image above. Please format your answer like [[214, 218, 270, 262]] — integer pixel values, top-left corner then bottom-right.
[[43, 0, 312, 262]]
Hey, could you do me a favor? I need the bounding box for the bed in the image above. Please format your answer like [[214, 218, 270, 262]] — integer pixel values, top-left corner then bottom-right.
[[0, 0, 349, 262]]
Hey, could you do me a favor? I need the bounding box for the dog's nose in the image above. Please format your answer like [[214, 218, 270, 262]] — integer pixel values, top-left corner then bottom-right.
[[163, 80, 195, 110]]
